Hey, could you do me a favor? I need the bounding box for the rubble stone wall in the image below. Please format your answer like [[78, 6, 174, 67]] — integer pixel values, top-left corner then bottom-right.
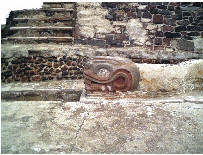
[[75, 2, 203, 52], [1, 54, 87, 83]]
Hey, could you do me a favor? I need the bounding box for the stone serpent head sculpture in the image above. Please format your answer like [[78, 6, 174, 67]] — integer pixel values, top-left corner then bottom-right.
[[83, 56, 140, 92]]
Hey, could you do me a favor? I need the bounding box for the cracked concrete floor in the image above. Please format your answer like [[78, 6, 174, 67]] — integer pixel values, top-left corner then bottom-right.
[[1, 94, 203, 154]]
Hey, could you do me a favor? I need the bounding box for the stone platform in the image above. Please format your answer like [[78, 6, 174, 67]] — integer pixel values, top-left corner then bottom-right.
[[2, 90, 203, 153]]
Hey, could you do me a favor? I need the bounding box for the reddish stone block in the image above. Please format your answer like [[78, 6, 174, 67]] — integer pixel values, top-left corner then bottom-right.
[[153, 15, 163, 24], [154, 46, 164, 51], [162, 25, 174, 32], [163, 38, 172, 46]]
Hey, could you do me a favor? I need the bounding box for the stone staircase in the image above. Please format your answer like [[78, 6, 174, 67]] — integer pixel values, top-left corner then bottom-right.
[[2, 2, 76, 44]]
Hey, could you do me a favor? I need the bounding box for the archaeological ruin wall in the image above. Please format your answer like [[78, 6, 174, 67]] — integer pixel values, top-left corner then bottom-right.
[[1, 2, 203, 83], [75, 2, 203, 51]]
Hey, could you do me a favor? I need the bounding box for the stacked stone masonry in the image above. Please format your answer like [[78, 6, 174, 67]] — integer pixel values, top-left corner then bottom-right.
[[1, 2, 203, 83], [75, 2, 203, 51], [1, 55, 87, 83], [2, 2, 76, 44]]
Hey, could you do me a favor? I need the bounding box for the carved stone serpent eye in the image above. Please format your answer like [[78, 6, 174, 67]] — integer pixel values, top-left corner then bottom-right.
[[97, 68, 110, 78], [83, 56, 140, 92]]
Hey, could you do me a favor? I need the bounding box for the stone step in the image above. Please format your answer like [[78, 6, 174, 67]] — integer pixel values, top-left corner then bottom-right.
[[42, 2, 75, 9], [6, 27, 74, 38], [12, 20, 74, 27], [6, 29, 73, 37], [2, 37, 74, 44], [9, 26, 74, 30], [1, 80, 83, 102], [1, 89, 82, 102], [13, 17, 75, 22], [12, 17, 75, 27], [10, 9, 75, 19]]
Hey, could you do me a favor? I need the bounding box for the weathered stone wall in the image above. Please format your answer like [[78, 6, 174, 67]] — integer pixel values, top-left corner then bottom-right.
[[1, 54, 87, 83], [75, 2, 203, 52], [1, 2, 203, 83]]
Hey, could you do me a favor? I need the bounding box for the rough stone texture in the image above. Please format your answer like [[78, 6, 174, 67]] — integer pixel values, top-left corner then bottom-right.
[[76, 3, 114, 39], [137, 59, 203, 93], [2, 2, 203, 51], [2, 58, 203, 94], [171, 39, 194, 51], [126, 19, 148, 45], [194, 38, 203, 53], [153, 15, 163, 24], [2, 94, 203, 153]]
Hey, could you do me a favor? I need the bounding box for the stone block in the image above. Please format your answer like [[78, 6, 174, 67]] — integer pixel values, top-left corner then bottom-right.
[[183, 12, 191, 16], [181, 2, 191, 6], [187, 26, 200, 31], [182, 35, 193, 40], [2, 71, 12, 78], [174, 14, 183, 20], [171, 39, 194, 51], [153, 15, 163, 24], [31, 75, 41, 82], [151, 2, 162, 5], [192, 2, 202, 7], [105, 34, 114, 41], [162, 25, 174, 32], [127, 12, 137, 18], [155, 31, 164, 37], [163, 2, 169, 5], [106, 39, 123, 47], [142, 10, 152, 18], [164, 18, 176, 26], [157, 5, 167, 9], [154, 38, 163, 45], [154, 46, 164, 51], [62, 70, 68, 76], [149, 8, 159, 14], [137, 9, 142, 18], [187, 32, 200, 36], [175, 26, 187, 32], [165, 32, 181, 38], [163, 38, 172, 46], [158, 10, 171, 15], [169, 2, 180, 6], [114, 34, 129, 40], [175, 7, 182, 14], [189, 16, 193, 23], [167, 5, 174, 11], [177, 20, 190, 26]]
